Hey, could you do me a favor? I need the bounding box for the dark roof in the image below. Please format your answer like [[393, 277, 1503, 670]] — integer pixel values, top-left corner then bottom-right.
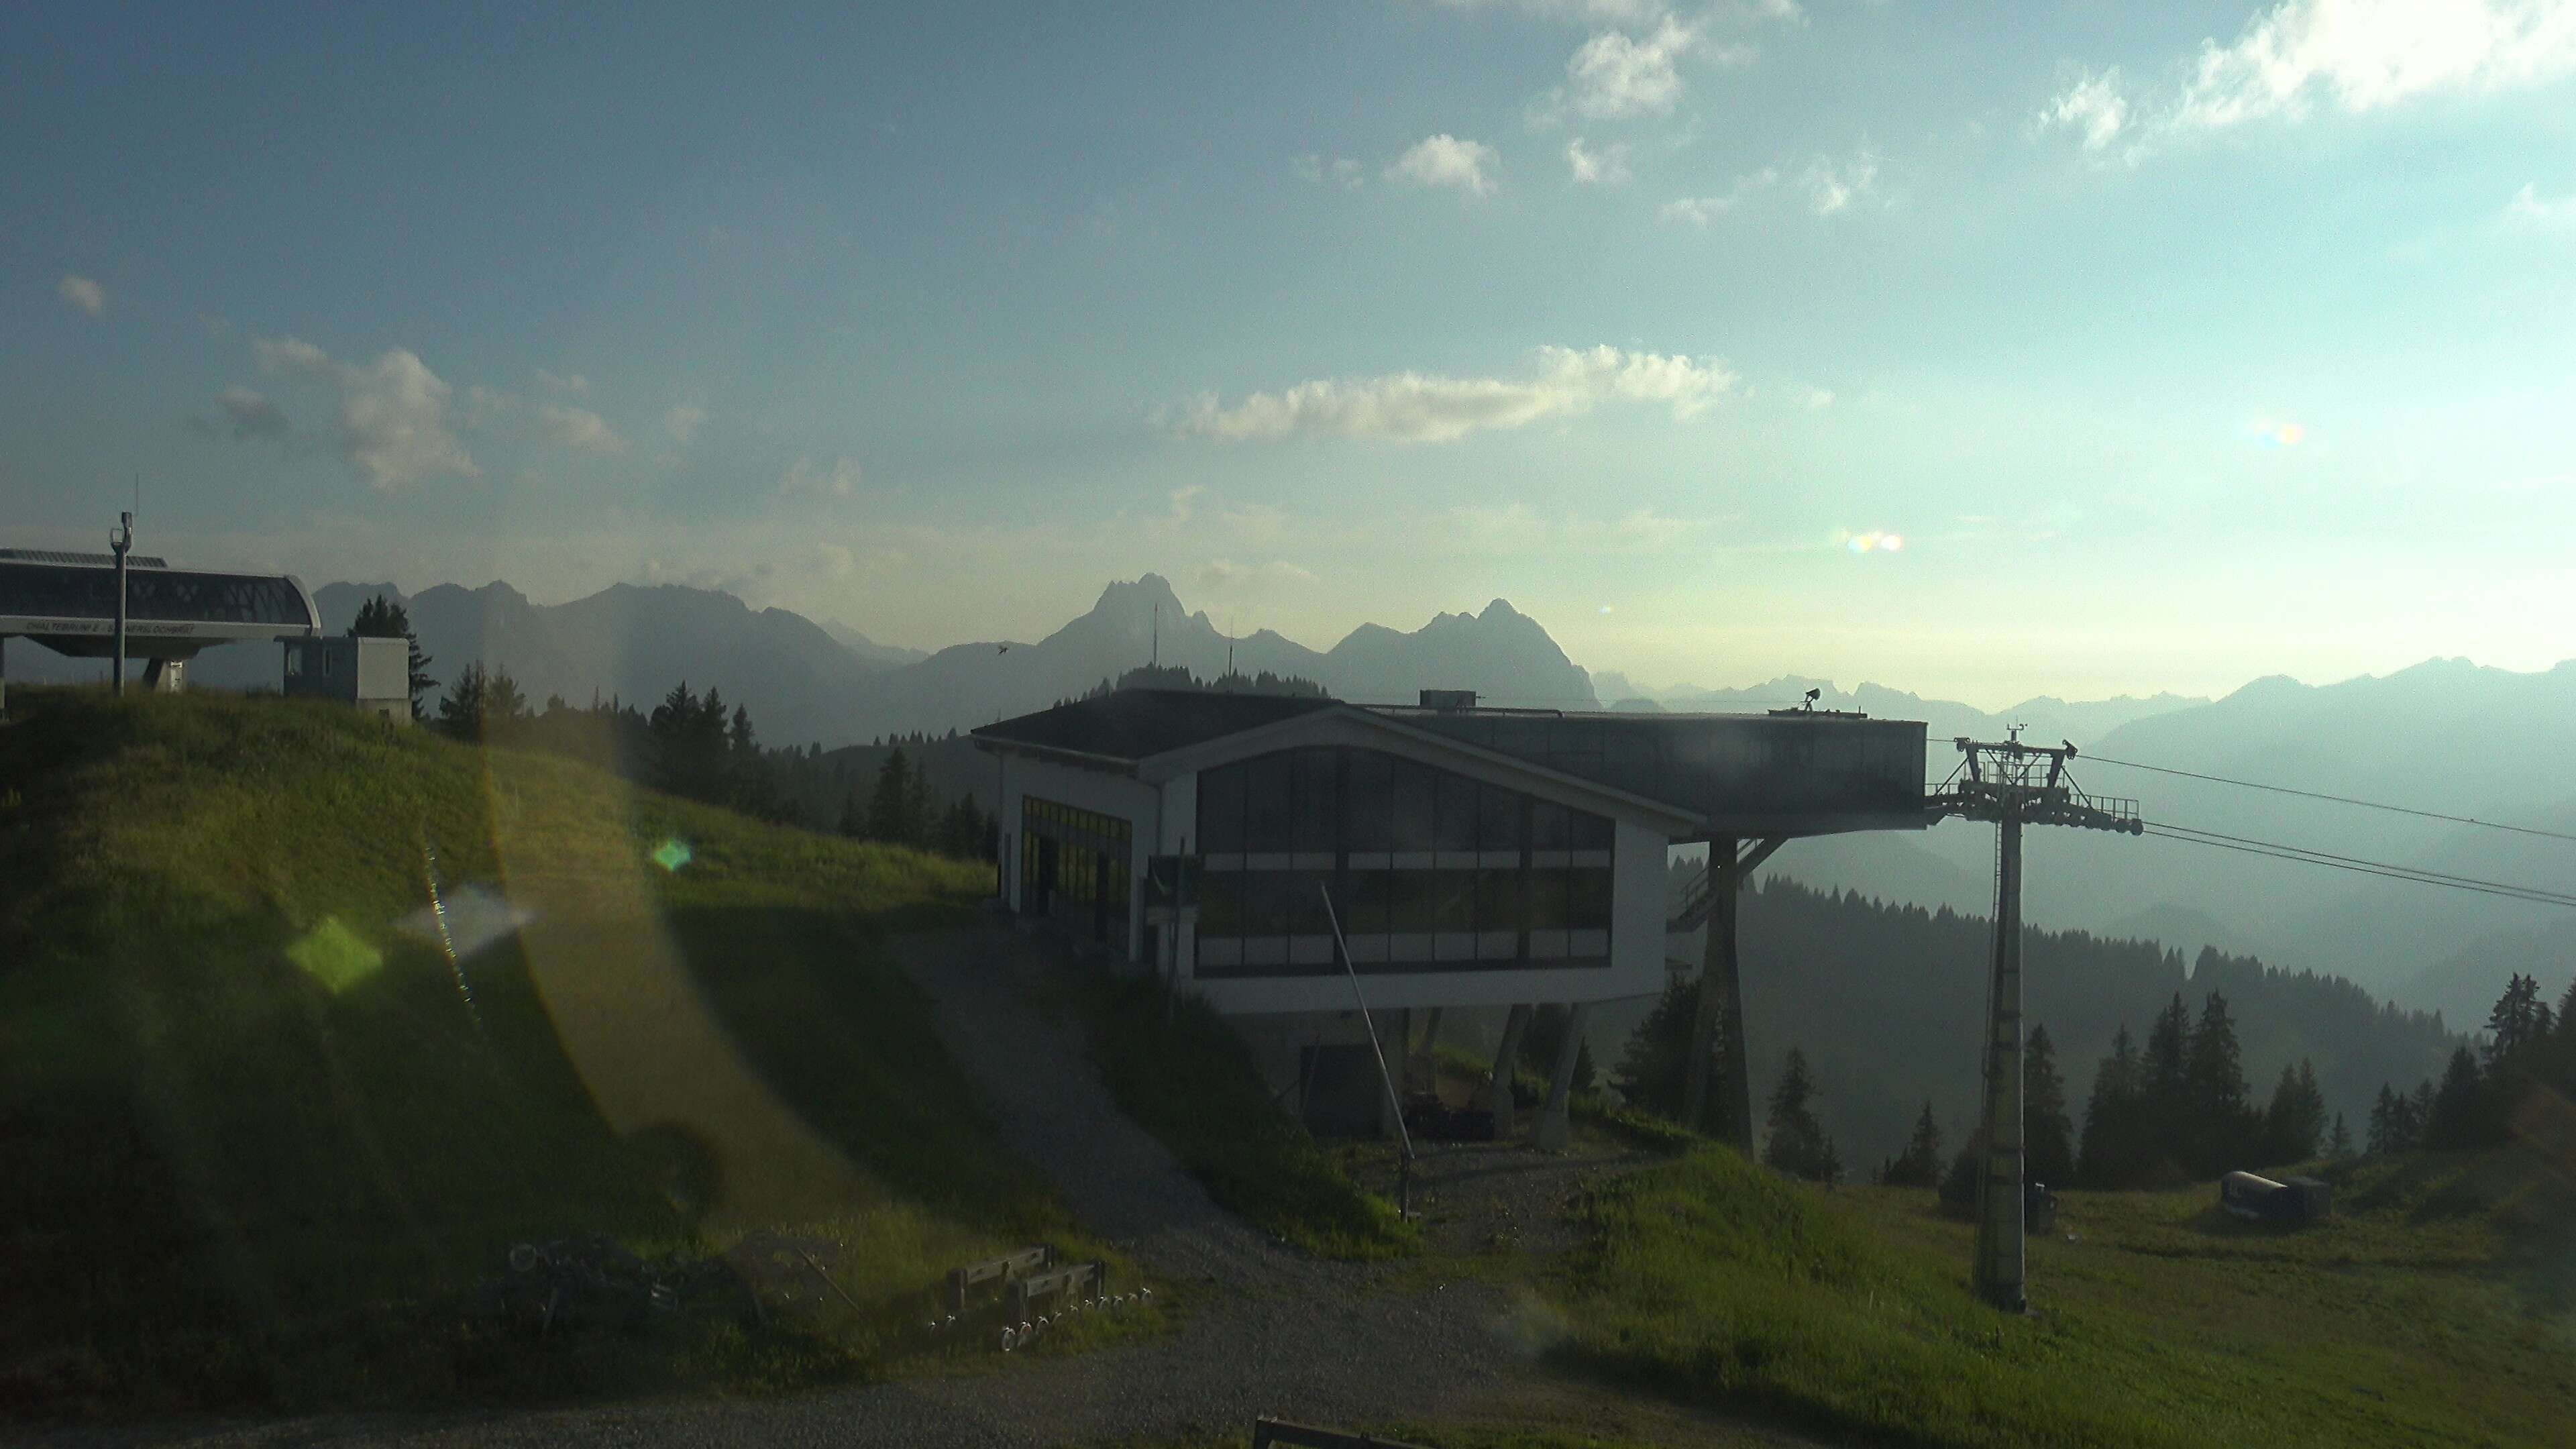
[[0, 547, 172, 568], [0, 559, 313, 627], [973, 688, 1339, 762]]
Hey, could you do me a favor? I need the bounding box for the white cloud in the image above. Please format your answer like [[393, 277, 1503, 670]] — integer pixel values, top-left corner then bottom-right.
[[2037, 67, 2132, 154], [1431, 0, 1676, 20], [2507, 180, 2576, 221], [783, 455, 863, 497], [1802, 146, 1881, 214], [254, 335, 480, 490], [2043, 0, 2576, 154], [1806, 388, 1835, 410], [535, 368, 591, 394], [1660, 167, 1778, 223], [537, 402, 627, 453], [58, 274, 105, 316], [1197, 558, 1320, 590], [1566, 136, 1633, 183], [1293, 153, 1366, 187], [1387, 133, 1501, 195], [206, 385, 292, 443], [666, 404, 707, 442], [1174, 343, 1737, 444], [1564, 15, 1711, 118], [1146, 484, 1205, 540]]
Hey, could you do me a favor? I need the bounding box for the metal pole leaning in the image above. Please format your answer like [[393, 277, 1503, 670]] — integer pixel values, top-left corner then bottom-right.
[[1320, 883, 1413, 1219]]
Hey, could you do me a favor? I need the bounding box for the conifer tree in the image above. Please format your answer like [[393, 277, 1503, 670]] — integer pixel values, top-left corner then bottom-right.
[[2424, 1046, 2487, 1150], [1882, 1101, 1943, 1187], [1762, 1048, 1839, 1182], [2327, 1112, 2352, 1159], [2186, 991, 2254, 1174], [2079, 1025, 2141, 1187], [2025, 1022, 2076, 1187]]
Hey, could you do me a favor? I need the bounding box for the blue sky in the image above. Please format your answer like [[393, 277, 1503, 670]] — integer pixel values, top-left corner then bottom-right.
[[7, 0, 2573, 704]]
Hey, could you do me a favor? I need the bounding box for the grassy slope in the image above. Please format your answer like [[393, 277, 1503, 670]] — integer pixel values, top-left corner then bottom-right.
[[0, 688, 1138, 1415], [1556, 1145, 2576, 1449], [1079, 977, 1415, 1259]]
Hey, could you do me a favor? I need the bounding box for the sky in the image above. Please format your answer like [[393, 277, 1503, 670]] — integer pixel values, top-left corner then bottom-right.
[[6, 0, 2574, 708]]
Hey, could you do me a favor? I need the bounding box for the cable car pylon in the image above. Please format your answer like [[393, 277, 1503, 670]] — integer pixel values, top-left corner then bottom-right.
[[1927, 729, 2141, 1311]]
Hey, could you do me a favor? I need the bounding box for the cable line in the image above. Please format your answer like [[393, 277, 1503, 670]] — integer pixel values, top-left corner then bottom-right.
[[2088, 753, 2576, 845], [2138, 824, 2576, 910], [2145, 822, 2576, 900]]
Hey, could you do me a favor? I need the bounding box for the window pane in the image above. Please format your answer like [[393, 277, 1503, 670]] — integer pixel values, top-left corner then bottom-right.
[[1346, 751, 1393, 852], [1293, 747, 1338, 853], [1527, 868, 1570, 929], [1434, 771, 1479, 852], [1474, 867, 1521, 932], [1246, 753, 1293, 851], [1349, 869, 1393, 933], [1432, 869, 1476, 932], [1391, 759, 1436, 851], [1568, 868, 1612, 929], [1530, 800, 1570, 851], [1199, 872, 1242, 934], [1199, 764, 1245, 853], [1479, 784, 1523, 852], [1390, 869, 1440, 931], [1570, 809, 1614, 851]]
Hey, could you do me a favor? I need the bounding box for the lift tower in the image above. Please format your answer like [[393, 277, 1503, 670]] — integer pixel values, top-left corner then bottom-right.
[[1929, 731, 2139, 1311]]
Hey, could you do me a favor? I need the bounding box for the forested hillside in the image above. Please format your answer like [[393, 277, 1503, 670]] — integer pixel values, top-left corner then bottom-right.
[[1650, 871, 2462, 1171]]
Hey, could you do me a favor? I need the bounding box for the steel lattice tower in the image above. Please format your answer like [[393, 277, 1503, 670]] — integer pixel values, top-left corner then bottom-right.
[[1929, 731, 2140, 1311]]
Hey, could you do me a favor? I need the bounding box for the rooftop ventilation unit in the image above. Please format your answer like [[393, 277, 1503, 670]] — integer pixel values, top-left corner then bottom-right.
[[1418, 689, 1477, 711]]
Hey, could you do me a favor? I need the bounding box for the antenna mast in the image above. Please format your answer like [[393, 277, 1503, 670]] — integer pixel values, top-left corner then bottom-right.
[[1929, 730, 2140, 1312], [109, 509, 134, 697]]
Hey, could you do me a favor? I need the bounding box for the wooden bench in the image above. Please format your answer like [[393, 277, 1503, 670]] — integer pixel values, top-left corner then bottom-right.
[[1252, 1418, 1430, 1449], [945, 1245, 1052, 1316], [1004, 1257, 1106, 1323]]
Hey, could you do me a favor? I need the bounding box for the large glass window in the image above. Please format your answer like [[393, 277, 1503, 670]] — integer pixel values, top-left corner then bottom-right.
[[1191, 746, 1615, 977], [1199, 764, 1245, 853], [1346, 751, 1393, 852], [1390, 759, 1436, 851], [1434, 772, 1479, 852]]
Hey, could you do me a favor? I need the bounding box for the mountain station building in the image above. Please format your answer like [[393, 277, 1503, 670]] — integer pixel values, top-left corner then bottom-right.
[[973, 688, 1929, 1141]]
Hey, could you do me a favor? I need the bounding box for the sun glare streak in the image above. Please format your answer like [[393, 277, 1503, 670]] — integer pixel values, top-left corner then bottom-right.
[[1841, 529, 1906, 555]]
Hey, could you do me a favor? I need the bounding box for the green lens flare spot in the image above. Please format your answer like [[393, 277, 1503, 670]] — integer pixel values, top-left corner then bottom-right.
[[652, 837, 694, 873], [287, 916, 384, 995]]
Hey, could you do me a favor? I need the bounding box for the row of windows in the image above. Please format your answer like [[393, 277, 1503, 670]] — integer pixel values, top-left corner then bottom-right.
[[1023, 795, 1132, 854], [1195, 938, 1609, 979], [1197, 747, 1615, 857], [1197, 867, 1611, 938]]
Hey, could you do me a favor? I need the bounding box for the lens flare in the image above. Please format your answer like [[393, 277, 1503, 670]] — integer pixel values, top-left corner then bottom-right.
[[652, 837, 694, 872], [2254, 421, 2306, 448], [1843, 529, 1905, 555], [287, 916, 384, 994]]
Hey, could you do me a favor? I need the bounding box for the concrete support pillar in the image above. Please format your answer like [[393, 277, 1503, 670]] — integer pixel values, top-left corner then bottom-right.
[[1377, 1007, 1412, 1140], [1532, 1002, 1591, 1152], [1482, 1004, 1533, 1135], [1413, 1006, 1444, 1090]]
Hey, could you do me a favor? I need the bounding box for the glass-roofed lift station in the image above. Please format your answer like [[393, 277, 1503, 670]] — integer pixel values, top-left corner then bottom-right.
[[0, 545, 322, 702], [973, 688, 1930, 1147]]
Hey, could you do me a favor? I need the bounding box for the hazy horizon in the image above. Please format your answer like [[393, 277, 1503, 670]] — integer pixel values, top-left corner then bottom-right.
[[10, 1, 2573, 706]]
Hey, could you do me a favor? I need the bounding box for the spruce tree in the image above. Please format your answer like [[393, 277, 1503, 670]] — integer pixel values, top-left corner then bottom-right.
[[1762, 1048, 1837, 1182], [2367, 1084, 2400, 1155], [2025, 1023, 2076, 1188], [2424, 1046, 2486, 1150], [2327, 1112, 2352, 1159], [2185, 991, 2254, 1175], [1884, 1101, 1943, 1188], [2141, 994, 2193, 1174], [2079, 1025, 2141, 1187]]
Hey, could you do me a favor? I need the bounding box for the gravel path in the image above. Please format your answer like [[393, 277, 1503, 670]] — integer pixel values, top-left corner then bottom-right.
[[9, 926, 1793, 1449], [883, 924, 1338, 1296]]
